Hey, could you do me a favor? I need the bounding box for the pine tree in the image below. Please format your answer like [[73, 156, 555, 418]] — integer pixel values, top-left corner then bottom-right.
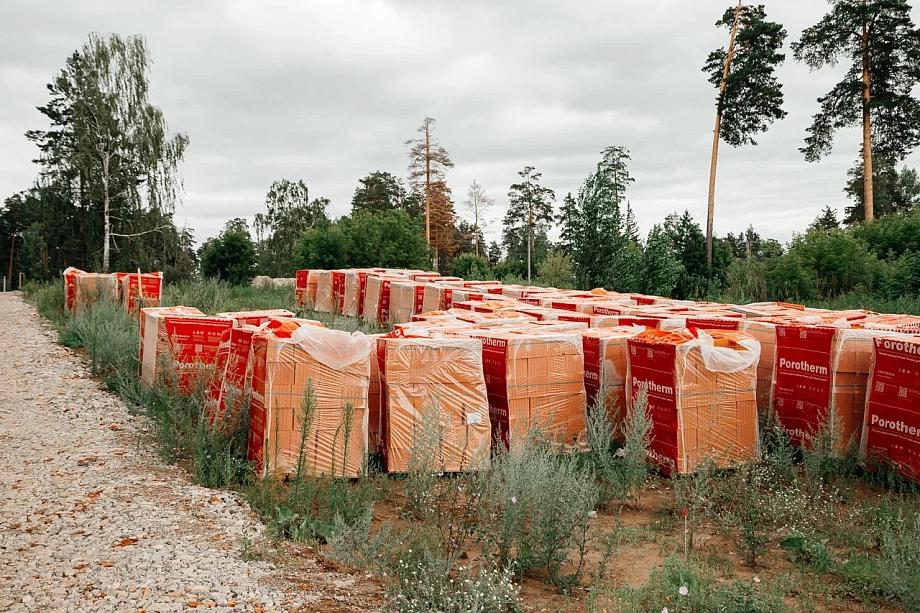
[[503, 166, 555, 282], [843, 156, 920, 223], [703, 3, 787, 266], [406, 117, 454, 252], [643, 224, 684, 296], [792, 0, 920, 222]]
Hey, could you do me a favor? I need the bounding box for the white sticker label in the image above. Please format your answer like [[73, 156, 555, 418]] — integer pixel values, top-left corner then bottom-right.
[[467, 413, 483, 425]]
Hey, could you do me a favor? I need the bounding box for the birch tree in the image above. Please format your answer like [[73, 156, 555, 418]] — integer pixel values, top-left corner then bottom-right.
[[74, 33, 188, 272], [462, 180, 494, 257], [792, 0, 920, 223], [703, 3, 787, 265]]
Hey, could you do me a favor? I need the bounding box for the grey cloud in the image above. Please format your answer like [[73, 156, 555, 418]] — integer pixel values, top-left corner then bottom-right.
[[1, 0, 918, 248]]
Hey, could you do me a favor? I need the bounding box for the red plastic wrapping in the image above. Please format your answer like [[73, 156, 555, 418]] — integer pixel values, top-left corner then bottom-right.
[[120, 272, 164, 314], [862, 335, 920, 482], [140, 312, 233, 393], [627, 328, 760, 475], [581, 326, 647, 429], [217, 309, 295, 327]]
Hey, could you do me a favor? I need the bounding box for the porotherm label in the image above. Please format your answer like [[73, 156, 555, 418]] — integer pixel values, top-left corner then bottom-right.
[[865, 336, 920, 479], [627, 338, 679, 472], [772, 325, 835, 447]]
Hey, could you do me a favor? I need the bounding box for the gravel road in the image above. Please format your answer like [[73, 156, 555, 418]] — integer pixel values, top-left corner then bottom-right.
[[0, 293, 379, 613]]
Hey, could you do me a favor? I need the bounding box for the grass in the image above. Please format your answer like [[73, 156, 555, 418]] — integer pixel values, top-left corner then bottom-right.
[[20, 278, 920, 613]]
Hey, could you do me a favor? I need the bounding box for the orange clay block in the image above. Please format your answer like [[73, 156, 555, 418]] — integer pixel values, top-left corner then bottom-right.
[[217, 309, 296, 327], [627, 328, 759, 475], [377, 336, 491, 473], [581, 326, 648, 430], [468, 330, 586, 448], [248, 319, 371, 478]]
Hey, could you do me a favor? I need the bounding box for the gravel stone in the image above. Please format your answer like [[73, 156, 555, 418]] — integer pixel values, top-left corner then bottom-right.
[[0, 293, 379, 612]]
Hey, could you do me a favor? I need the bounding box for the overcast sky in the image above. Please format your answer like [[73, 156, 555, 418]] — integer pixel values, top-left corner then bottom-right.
[[2, 0, 919, 247]]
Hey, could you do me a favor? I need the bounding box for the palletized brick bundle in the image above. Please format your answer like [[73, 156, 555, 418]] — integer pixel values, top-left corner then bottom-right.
[[469, 330, 586, 447], [205, 326, 256, 424], [295, 269, 321, 309], [343, 270, 373, 318], [377, 336, 491, 473], [772, 324, 883, 450], [140, 310, 233, 393], [389, 281, 426, 324], [217, 309, 295, 327], [861, 335, 920, 482], [627, 328, 759, 474], [314, 270, 336, 313], [120, 272, 164, 314], [73, 273, 118, 311], [581, 326, 647, 428], [363, 275, 404, 326], [248, 318, 371, 478], [63, 267, 86, 311], [422, 283, 455, 313]]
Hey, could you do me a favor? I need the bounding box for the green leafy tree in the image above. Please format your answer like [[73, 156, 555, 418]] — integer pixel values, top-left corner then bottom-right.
[[788, 229, 882, 297], [200, 219, 257, 286], [792, 0, 920, 222], [253, 179, 329, 277], [351, 171, 421, 217], [810, 206, 841, 233], [70, 34, 188, 271], [503, 166, 555, 282], [450, 253, 492, 281], [295, 225, 351, 270], [766, 252, 817, 302], [295, 210, 430, 271], [643, 224, 684, 296], [844, 157, 920, 223], [535, 250, 575, 289], [852, 208, 920, 259], [704, 2, 787, 265]]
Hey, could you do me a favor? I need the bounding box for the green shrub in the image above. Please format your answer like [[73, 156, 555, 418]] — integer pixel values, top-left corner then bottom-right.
[[59, 297, 139, 388], [766, 252, 816, 302], [475, 431, 599, 588], [388, 548, 519, 613], [599, 557, 786, 613], [22, 280, 67, 325]]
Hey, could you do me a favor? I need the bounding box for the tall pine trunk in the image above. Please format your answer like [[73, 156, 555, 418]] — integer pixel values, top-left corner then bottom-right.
[[425, 123, 431, 251], [527, 201, 533, 283], [706, 0, 743, 267], [861, 1, 874, 222]]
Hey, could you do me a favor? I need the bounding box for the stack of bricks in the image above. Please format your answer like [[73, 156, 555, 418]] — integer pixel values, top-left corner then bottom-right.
[[581, 326, 647, 428], [468, 330, 586, 448], [363, 275, 404, 327], [772, 323, 883, 450], [248, 318, 371, 478], [343, 270, 373, 318], [73, 273, 118, 311], [422, 283, 456, 313], [862, 334, 920, 481], [627, 328, 759, 475], [120, 272, 164, 314], [217, 309, 296, 327], [314, 271, 335, 313], [140, 310, 233, 393], [389, 280, 426, 325], [377, 335, 491, 473]]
